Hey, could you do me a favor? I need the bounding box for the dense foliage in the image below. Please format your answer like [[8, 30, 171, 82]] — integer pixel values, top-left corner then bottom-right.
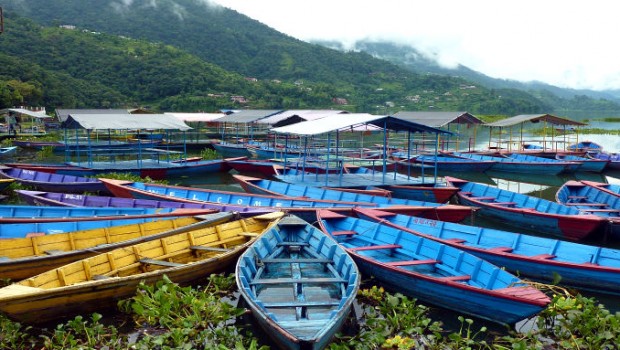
[[0, 1, 555, 114]]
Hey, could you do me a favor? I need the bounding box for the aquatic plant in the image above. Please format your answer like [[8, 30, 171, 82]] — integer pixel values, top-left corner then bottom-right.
[[200, 147, 221, 160], [90, 172, 169, 184]]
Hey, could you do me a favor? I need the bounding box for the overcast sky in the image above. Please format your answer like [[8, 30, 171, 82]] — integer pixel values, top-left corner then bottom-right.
[[210, 0, 620, 91]]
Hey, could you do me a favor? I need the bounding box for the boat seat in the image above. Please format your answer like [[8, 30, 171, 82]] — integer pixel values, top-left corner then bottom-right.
[[139, 258, 184, 268], [581, 209, 620, 212], [250, 277, 347, 285], [92, 274, 111, 280], [331, 230, 357, 236], [261, 301, 341, 308], [260, 258, 333, 264], [239, 232, 260, 237], [348, 244, 402, 252], [383, 259, 439, 266], [568, 196, 588, 199], [277, 242, 310, 247], [190, 245, 233, 252], [531, 254, 555, 259], [487, 246, 513, 253], [44, 250, 65, 255], [439, 275, 471, 282], [444, 238, 466, 244], [564, 203, 607, 207]]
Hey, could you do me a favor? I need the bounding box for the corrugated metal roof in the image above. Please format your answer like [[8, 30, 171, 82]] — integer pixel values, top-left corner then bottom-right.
[[164, 112, 225, 122], [270, 113, 450, 136], [62, 114, 192, 130], [391, 111, 483, 127], [485, 114, 587, 127], [6, 108, 52, 119], [255, 110, 347, 126], [56, 109, 130, 122], [215, 109, 283, 123]]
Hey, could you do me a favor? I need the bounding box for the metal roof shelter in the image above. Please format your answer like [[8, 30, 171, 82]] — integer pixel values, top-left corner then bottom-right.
[[391, 111, 484, 152], [165, 112, 226, 123], [391, 111, 483, 127], [62, 114, 191, 130], [271, 113, 452, 184], [56, 109, 131, 122], [4, 108, 52, 119], [484, 114, 586, 128], [483, 114, 587, 152], [215, 109, 282, 124], [255, 110, 348, 128]]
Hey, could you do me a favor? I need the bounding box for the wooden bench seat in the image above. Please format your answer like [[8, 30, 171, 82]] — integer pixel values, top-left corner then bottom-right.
[[439, 275, 471, 282], [261, 300, 341, 308], [260, 258, 333, 264], [190, 245, 233, 252], [383, 259, 439, 266], [250, 277, 347, 285], [139, 258, 184, 268], [331, 230, 357, 236], [531, 254, 555, 259], [487, 246, 513, 253], [348, 244, 402, 252]]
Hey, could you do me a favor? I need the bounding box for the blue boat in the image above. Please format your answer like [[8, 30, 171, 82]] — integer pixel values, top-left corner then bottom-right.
[[232, 174, 472, 223], [555, 154, 608, 172], [505, 153, 579, 173], [588, 152, 620, 170], [100, 178, 472, 223], [445, 176, 605, 241], [355, 208, 620, 296], [15, 190, 273, 217], [0, 166, 109, 194], [412, 154, 495, 172], [316, 210, 550, 325], [568, 141, 603, 153], [212, 142, 253, 157], [450, 152, 567, 175], [556, 180, 620, 237], [0, 205, 217, 225], [236, 215, 359, 350]]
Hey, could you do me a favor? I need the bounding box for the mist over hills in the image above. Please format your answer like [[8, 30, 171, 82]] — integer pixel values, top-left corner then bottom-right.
[[1, 0, 618, 116]]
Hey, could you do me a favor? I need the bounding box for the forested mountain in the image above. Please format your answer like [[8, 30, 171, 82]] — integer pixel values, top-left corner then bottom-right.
[[0, 0, 566, 115], [319, 40, 620, 113]]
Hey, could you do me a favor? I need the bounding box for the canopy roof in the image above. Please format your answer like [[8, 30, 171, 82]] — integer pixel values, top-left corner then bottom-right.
[[255, 110, 347, 126], [485, 114, 587, 127], [270, 113, 451, 136], [165, 112, 225, 122], [56, 109, 131, 122], [5, 108, 52, 119], [215, 109, 283, 123], [391, 111, 483, 127], [61, 114, 192, 130]]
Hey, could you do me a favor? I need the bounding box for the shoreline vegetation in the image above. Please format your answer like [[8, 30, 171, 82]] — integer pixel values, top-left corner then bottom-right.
[[1, 274, 619, 349]]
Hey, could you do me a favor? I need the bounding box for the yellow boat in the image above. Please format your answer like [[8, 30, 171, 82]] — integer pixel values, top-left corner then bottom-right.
[[0, 212, 237, 281], [0, 212, 284, 324]]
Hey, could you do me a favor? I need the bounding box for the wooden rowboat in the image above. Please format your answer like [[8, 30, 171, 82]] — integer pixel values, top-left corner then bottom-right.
[[232, 174, 471, 222], [556, 180, 620, 238], [446, 176, 605, 241], [0, 212, 284, 324], [15, 190, 274, 217], [236, 215, 359, 350], [0, 212, 236, 281], [0, 166, 109, 194], [317, 210, 549, 325], [100, 178, 473, 223], [555, 154, 608, 173], [0, 205, 218, 225], [355, 208, 620, 296], [450, 152, 568, 175]]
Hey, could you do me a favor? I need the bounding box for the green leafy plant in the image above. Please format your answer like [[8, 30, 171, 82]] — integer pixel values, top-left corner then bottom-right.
[[200, 148, 222, 160]]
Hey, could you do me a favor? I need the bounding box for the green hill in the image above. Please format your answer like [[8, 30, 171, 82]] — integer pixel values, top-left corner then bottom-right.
[[0, 0, 553, 114]]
